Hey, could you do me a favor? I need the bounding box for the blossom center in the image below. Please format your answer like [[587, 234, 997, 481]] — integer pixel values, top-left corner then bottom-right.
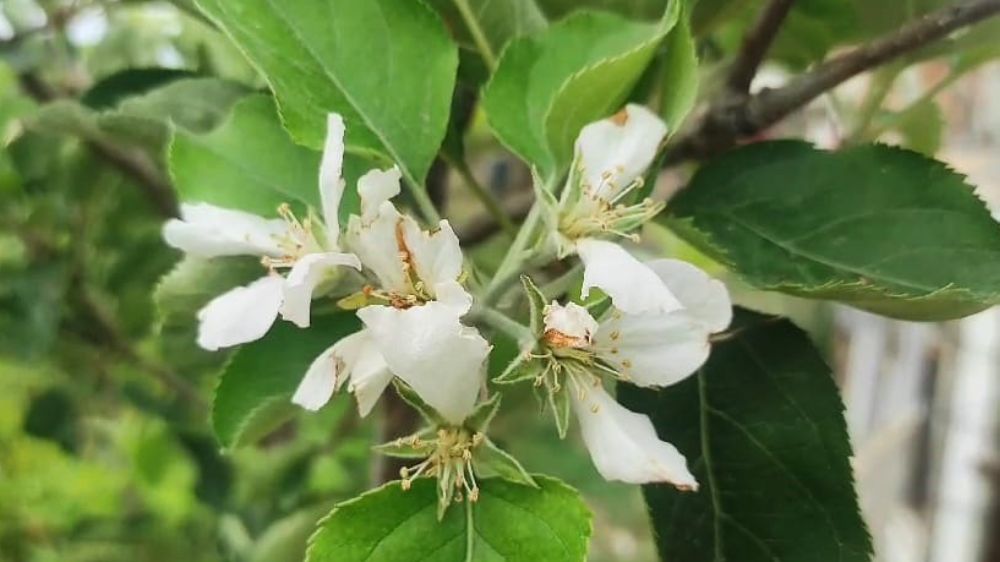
[[399, 428, 484, 503]]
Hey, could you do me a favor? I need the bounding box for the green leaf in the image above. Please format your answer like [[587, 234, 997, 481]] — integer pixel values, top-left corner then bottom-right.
[[482, 9, 675, 179], [81, 68, 196, 110], [195, 0, 458, 190], [426, 0, 547, 59], [212, 313, 360, 448], [659, 7, 698, 133], [665, 141, 1000, 320], [537, 0, 668, 21], [619, 308, 873, 562], [306, 476, 591, 562], [168, 94, 324, 216]]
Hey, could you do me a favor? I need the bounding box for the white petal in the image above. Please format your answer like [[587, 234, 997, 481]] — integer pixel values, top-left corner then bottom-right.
[[346, 335, 394, 417], [400, 216, 464, 291], [320, 114, 347, 247], [576, 238, 681, 315], [280, 252, 362, 328], [358, 166, 402, 222], [196, 275, 284, 351], [575, 104, 668, 201], [595, 311, 711, 388], [291, 343, 342, 412], [163, 203, 287, 258], [646, 259, 732, 333], [432, 280, 474, 316], [358, 302, 489, 424], [543, 302, 598, 348], [572, 385, 697, 488], [346, 203, 408, 293]]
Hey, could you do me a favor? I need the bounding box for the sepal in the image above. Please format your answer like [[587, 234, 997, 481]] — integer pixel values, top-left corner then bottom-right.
[[475, 438, 538, 488]]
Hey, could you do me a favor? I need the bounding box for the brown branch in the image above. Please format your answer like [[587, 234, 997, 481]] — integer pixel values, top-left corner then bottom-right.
[[668, 0, 1000, 163], [726, 0, 797, 93]]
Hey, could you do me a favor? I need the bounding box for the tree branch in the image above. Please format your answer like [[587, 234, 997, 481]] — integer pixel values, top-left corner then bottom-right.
[[668, 0, 1000, 163], [726, 0, 797, 93]]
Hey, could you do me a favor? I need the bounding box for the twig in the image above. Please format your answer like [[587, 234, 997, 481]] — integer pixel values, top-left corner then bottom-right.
[[667, 0, 1000, 162], [726, 0, 797, 93]]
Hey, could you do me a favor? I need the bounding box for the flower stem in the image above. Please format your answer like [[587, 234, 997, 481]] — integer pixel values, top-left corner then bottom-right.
[[470, 305, 535, 344], [452, 0, 498, 71], [481, 203, 543, 305]]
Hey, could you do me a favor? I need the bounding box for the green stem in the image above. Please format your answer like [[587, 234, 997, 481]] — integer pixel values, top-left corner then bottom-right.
[[482, 204, 543, 305], [849, 65, 901, 142], [867, 70, 963, 137], [470, 305, 534, 344], [540, 263, 583, 301], [447, 156, 516, 236], [452, 0, 498, 71]]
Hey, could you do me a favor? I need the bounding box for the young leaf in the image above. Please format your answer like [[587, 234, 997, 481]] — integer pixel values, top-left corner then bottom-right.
[[475, 438, 538, 488], [619, 308, 873, 562], [195, 0, 458, 190], [665, 141, 1000, 321], [483, 9, 676, 180], [212, 313, 360, 448], [306, 476, 591, 562]]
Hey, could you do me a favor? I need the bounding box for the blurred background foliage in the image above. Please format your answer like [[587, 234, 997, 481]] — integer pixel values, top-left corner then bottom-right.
[[1, 0, 999, 561]]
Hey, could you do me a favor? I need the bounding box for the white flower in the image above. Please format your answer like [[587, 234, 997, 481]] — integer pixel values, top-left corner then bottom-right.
[[163, 114, 361, 350], [572, 384, 697, 488], [539, 258, 730, 487], [342, 167, 490, 424], [545, 105, 684, 317], [167, 112, 489, 423]]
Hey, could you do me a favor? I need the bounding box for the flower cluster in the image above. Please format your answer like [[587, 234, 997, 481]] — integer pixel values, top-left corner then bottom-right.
[[164, 104, 732, 513], [164, 114, 489, 425]]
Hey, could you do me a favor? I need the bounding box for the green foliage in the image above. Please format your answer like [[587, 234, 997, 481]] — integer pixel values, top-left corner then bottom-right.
[[306, 476, 591, 562], [212, 313, 360, 448], [169, 95, 323, 215], [195, 0, 458, 190], [665, 141, 1000, 320], [619, 309, 873, 562], [482, 8, 676, 180], [426, 0, 548, 60], [658, 7, 698, 133]]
